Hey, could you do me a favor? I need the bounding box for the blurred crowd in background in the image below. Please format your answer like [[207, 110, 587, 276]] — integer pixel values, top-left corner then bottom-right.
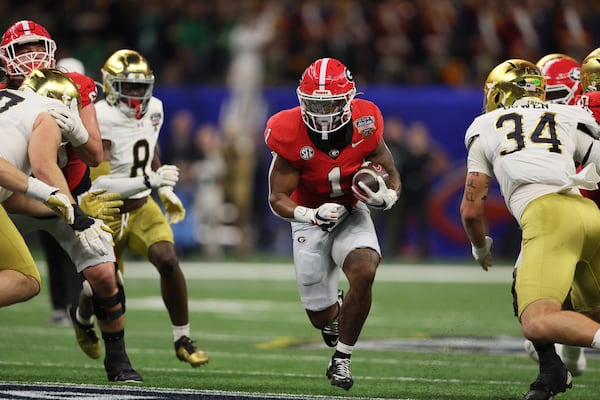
[[2, 0, 599, 86], [4, 0, 596, 261]]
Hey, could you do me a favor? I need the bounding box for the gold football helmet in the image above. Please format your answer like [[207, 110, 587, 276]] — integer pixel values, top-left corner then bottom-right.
[[581, 47, 600, 93], [19, 67, 81, 109], [101, 49, 154, 119], [483, 59, 546, 113]]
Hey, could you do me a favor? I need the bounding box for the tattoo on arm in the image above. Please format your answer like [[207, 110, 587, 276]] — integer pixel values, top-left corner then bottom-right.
[[465, 172, 489, 203]]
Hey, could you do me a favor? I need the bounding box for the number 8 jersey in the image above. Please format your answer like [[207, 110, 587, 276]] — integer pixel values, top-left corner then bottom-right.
[[93, 96, 164, 200]]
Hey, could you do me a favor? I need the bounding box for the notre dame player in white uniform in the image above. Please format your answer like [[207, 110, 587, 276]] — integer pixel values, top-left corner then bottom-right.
[[0, 84, 79, 307], [460, 59, 600, 400], [1, 69, 143, 383], [80, 49, 209, 367]]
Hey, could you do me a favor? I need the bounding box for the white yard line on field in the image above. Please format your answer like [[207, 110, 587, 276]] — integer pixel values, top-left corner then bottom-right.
[[111, 261, 514, 283]]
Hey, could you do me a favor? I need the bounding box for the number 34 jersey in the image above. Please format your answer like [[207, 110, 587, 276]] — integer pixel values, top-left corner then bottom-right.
[[94, 96, 164, 200], [465, 98, 600, 220]]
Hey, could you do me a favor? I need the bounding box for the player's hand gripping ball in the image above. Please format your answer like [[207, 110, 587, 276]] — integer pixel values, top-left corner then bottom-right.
[[351, 161, 389, 199]]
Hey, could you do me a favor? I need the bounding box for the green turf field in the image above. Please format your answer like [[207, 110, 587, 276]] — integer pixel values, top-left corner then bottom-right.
[[0, 261, 597, 399]]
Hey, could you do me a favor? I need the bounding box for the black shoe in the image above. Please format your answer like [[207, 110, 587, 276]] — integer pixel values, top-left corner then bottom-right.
[[523, 362, 572, 400], [321, 290, 343, 347], [105, 356, 143, 383], [326, 357, 353, 390], [107, 368, 143, 383]]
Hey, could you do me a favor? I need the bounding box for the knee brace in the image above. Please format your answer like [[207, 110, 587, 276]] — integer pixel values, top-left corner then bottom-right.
[[92, 285, 125, 322]]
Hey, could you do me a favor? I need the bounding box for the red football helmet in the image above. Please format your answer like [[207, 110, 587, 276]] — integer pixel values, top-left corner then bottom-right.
[[536, 53, 581, 105], [0, 20, 56, 81], [297, 58, 356, 136]]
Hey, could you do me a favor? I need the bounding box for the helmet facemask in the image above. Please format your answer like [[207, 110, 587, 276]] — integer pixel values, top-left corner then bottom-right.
[[105, 76, 153, 119], [297, 88, 355, 139], [1, 21, 56, 82]]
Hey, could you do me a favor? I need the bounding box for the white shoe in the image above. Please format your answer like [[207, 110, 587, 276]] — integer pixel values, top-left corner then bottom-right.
[[556, 343, 587, 377], [523, 340, 586, 376]]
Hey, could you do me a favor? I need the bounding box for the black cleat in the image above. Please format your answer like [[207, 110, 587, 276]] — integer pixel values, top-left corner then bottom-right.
[[105, 355, 143, 383], [321, 290, 343, 347], [523, 362, 572, 400], [326, 357, 353, 390], [107, 368, 143, 383]]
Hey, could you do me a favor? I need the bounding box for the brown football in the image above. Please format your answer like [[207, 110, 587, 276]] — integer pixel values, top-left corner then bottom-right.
[[351, 161, 389, 197]]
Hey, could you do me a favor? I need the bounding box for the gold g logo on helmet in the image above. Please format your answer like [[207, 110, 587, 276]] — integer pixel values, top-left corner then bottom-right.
[[19, 68, 81, 109], [483, 59, 546, 113]]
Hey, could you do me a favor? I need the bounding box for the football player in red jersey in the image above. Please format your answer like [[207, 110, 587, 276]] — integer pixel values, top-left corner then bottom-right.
[[0, 20, 141, 382], [265, 58, 401, 390]]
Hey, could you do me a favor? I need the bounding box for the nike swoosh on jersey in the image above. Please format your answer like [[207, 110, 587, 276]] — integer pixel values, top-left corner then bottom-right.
[[351, 139, 365, 148]]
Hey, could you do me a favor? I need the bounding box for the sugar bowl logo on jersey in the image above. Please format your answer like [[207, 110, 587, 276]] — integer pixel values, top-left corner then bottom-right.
[[151, 112, 162, 131], [354, 116, 375, 138]]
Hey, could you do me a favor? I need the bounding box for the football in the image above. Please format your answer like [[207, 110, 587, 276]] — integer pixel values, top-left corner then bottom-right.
[[351, 161, 389, 198]]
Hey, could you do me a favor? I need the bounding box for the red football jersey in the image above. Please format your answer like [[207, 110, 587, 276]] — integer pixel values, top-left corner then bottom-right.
[[575, 91, 600, 124], [574, 91, 600, 206], [63, 72, 98, 194], [265, 98, 384, 209]]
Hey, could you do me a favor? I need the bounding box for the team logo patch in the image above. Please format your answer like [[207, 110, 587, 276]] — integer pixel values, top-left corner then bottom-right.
[[569, 67, 580, 82], [329, 149, 340, 158], [354, 116, 375, 137], [150, 112, 162, 127], [345, 68, 353, 82], [300, 146, 314, 160]]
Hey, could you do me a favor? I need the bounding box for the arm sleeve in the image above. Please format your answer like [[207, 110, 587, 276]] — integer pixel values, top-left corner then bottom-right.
[[91, 175, 149, 198]]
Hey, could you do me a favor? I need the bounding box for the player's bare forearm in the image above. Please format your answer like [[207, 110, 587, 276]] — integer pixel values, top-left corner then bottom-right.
[[367, 139, 401, 194], [3, 192, 55, 217], [268, 154, 300, 220], [74, 105, 104, 166], [460, 171, 491, 247], [28, 114, 75, 202]]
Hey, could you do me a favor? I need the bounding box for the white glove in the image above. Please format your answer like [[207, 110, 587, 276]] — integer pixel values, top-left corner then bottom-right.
[[294, 203, 347, 231], [147, 165, 179, 188], [25, 176, 74, 223], [76, 218, 115, 256], [352, 176, 398, 210], [158, 186, 185, 224], [471, 236, 493, 271], [48, 100, 89, 147]]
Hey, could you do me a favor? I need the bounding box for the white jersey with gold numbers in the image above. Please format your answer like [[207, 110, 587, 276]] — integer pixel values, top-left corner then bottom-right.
[[93, 96, 164, 200], [465, 98, 600, 221]]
